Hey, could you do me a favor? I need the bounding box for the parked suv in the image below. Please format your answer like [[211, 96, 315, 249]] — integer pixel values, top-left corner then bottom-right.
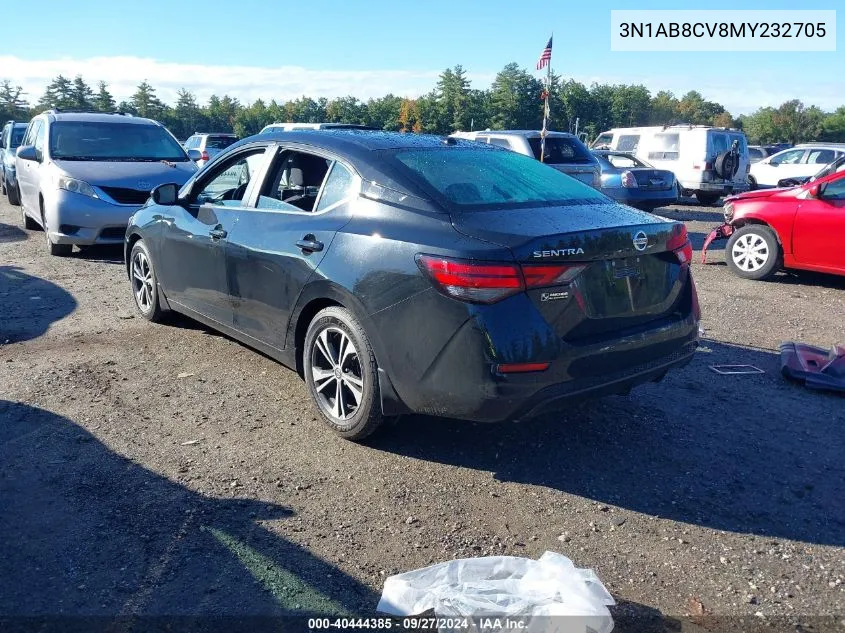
[[451, 130, 601, 188], [1, 121, 28, 204], [14, 110, 199, 256], [183, 132, 239, 168]]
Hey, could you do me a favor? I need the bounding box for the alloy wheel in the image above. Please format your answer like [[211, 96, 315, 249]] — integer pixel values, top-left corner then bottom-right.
[[731, 232, 769, 272], [309, 326, 364, 421], [131, 250, 155, 313]]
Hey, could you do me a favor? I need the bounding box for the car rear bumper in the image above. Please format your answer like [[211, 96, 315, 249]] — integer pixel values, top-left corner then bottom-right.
[[682, 180, 749, 194], [396, 311, 700, 423], [45, 190, 139, 245], [602, 186, 678, 207]]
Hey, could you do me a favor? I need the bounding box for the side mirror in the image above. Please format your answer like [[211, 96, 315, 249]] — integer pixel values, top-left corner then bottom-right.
[[187, 149, 202, 162], [768, 160, 779, 167], [16, 145, 38, 162], [151, 183, 180, 206], [808, 184, 821, 198]]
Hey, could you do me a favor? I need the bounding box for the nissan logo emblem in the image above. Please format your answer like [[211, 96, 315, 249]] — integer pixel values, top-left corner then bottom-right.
[[633, 231, 648, 251]]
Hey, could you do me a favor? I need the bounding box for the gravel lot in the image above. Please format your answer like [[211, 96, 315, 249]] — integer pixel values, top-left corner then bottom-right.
[[0, 195, 843, 629]]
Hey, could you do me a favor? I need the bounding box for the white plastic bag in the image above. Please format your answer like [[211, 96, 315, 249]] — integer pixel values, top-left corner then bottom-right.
[[377, 551, 615, 633]]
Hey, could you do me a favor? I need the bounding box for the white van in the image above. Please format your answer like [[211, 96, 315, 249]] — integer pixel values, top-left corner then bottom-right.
[[592, 125, 751, 204], [451, 130, 601, 189]]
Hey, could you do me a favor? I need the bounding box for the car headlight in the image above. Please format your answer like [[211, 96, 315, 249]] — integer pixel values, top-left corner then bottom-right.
[[56, 175, 98, 199], [723, 202, 734, 221]]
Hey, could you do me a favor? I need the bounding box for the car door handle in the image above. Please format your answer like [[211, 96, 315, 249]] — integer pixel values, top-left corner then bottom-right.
[[296, 238, 324, 252], [209, 228, 227, 240]]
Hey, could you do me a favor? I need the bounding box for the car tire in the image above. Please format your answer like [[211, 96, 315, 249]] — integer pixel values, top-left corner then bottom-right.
[[129, 240, 166, 322], [747, 175, 758, 190], [41, 206, 72, 256], [21, 205, 38, 230], [303, 306, 384, 441], [725, 225, 782, 281], [695, 192, 721, 206], [7, 181, 21, 206], [1, 174, 5, 195]]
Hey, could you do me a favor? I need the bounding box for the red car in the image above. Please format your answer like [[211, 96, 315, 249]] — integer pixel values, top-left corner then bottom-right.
[[702, 168, 845, 280]]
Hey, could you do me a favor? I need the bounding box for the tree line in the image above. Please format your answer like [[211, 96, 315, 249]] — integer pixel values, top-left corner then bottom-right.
[[1, 64, 844, 144]]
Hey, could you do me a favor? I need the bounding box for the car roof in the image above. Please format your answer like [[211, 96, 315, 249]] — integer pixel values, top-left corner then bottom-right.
[[43, 111, 159, 126], [473, 130, 578, 138], [793, 142, 845, 149], [226, 130, 498, 195]]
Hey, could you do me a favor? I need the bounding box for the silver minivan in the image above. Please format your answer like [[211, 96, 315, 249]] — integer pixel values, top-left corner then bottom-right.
[[451, 130, 601, 189]]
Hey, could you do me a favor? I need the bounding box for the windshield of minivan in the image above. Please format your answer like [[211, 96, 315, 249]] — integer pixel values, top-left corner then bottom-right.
[[526, 137, 592, 164], [393, 148, 606, 209], [49, 121, 188, 161]]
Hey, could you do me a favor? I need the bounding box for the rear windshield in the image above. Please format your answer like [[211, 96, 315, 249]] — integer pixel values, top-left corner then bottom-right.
[[594, 153, 647, 170], [647, 134, 679, 161], [10, 126, 26, 148], [526, 137, 592, 164], [392, 148, 606, 210], [49, 121, 188, 161], [206, 135, 238, 150]]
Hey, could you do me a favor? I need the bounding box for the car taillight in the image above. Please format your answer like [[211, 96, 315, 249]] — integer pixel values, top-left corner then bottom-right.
[[417, 256, 586, 303], [201, 150, 209, 161], [667, 224, 693, 265], [521, 264, 585, 288], [621, 171, 638, 188], [417, 255, 523, 304]]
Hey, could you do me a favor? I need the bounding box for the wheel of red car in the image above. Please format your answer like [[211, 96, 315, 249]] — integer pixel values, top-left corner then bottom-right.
[[725, 225, 782, 281]]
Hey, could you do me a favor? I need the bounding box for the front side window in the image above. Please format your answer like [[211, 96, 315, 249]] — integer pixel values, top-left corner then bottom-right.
[[772, 149, 804, 165], [821, 175, 845, 200], [392, 147, 605, 210], [195, 149, 267, 206], [33, 122, 46, 160], [49, 121, 188, 161]]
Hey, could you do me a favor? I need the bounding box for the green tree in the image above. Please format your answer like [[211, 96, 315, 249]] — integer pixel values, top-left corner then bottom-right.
[[649, 90, 679, 125], [205, 95, 241, 132], [172, 88, 204, 138], [38, 75, 74, 110], [773, 100, 824, 144], [820, 107, 845, 142], [0, 80, 29, 120], [130, 81, 166, 119], [742, 107, 778, 143], [70, 75, 94, 110], [94, 81, 116, 112], [489, 63, 542, 130], [677, 91, 725, 125], [610, 84, 651, 127], [325, 96, 367, 124], [366, 94, 403, 130], [555, 79, 592, 134]]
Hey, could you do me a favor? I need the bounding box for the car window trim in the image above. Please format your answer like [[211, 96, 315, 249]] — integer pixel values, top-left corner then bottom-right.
[[244, 142, 361, 217]]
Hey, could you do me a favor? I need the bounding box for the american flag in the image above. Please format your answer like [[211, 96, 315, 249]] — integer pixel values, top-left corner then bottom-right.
[[536, 36, 553, 71]]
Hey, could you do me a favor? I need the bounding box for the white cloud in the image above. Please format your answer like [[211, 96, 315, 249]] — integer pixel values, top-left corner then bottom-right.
[[0, 55, 840, 115]]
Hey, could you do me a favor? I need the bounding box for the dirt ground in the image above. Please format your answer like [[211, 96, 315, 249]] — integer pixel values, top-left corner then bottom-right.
[[1, 195, 843, 630]]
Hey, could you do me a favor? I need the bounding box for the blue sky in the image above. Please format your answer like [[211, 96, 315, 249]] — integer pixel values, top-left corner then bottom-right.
[[1, 0, 841, 114]]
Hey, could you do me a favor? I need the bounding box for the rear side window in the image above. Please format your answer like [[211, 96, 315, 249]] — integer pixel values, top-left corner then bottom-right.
[[807, 149, 836, 164], [616, 135, 640, 152], [711, 133, 729, 155], [392, 148, 605, 210], [749, 147, 764, 161], [315, 163, 356, 212], [526, 137, 591, 164], [647, 134, 679, 161], [206, 135, 238, 150], [488, 138, 512, 149]]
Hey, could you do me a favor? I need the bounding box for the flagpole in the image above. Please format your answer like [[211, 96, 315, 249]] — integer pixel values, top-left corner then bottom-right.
[[540, 33, 552, 163]]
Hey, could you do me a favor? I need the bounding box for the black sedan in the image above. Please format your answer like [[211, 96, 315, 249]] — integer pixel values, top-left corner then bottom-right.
[[126, 131, 700, 440], [592, 150, 678, 210]]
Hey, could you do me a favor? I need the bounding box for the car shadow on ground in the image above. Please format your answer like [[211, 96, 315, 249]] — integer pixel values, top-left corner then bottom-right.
[[0, 222, 27, 244], [0, 400, 379, 627], [371, 341, 845, 547], [0, 266, 77, 344], [71, 244, 125, 264]]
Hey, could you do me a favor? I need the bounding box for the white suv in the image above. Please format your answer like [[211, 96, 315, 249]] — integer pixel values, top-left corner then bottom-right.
[[748, 144, 845, 189]]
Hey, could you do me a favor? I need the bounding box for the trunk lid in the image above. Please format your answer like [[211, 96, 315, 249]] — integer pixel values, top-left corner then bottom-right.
[[450, 202, 689, 340]]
